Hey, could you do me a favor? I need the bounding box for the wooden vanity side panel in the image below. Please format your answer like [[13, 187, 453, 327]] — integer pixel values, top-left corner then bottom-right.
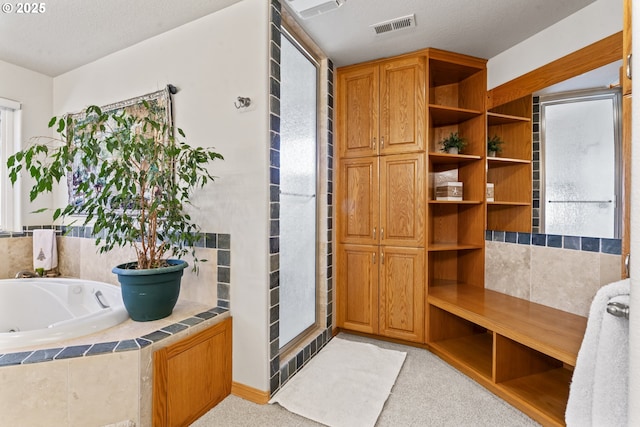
[[153, 317, 232, 427]]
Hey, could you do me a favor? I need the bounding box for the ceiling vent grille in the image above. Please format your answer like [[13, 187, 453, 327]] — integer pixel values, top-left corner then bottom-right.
[[286, 0, 346, 19], [371, 14, 416, 35]]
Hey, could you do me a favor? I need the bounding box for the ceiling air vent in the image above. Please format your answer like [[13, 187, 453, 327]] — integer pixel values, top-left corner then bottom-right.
[[286, 0, 346, 20], [371, 14, 416, 35]]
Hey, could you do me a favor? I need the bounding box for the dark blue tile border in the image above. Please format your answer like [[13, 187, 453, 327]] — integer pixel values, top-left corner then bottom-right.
[[0, 307, 229, 366], [486, 229, 621, 255]]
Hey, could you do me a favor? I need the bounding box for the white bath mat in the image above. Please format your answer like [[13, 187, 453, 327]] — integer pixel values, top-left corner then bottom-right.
[[270, 336, 406, 427]]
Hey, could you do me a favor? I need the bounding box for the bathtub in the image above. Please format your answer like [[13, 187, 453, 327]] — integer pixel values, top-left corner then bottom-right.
[[0, 278, 129, 352]]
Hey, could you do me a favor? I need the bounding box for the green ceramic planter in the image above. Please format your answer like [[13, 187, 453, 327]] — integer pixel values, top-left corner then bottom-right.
[[112, 259, 188, 322]]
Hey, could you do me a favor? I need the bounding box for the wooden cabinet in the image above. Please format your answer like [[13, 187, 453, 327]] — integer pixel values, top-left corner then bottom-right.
[[379, 246, 425, 342], [338, 153, 425, 247], [486, 96, 533, 232], [337, 244, 425, 342], [338, 56, 425, 158], [337, 244, 379, 334]]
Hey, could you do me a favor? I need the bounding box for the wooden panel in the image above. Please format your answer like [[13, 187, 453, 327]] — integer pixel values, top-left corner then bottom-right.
[[337, 244, 378, 334], [338, 157, 379, 245], [623, 0, 632, 96], [494, 334, 562, 383], [379, 247, 425, 342], [487, 32, 623, 109], [338, 65, 379, 158], [153, 317, 232, 427], [487, 204, 531, 232], [380, 56, 426, 154], [379, 153, 425, 247], [231, 382, 269, 404]]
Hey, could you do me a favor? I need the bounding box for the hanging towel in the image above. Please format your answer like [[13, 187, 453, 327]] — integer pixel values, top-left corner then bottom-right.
[[566, 278, 630, 426], [32, 229, 58, 271]]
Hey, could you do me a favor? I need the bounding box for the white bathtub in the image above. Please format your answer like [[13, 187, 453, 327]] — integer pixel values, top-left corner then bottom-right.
[[0, 278, 129, 352]]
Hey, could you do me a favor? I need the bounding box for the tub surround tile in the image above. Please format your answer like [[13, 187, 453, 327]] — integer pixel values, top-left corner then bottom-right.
[[85, 341, 119, 356], [140, 330, 171, 342], [0, 351, 33, 366], [68, 351, 139, 427], [162, 323, 189, 334], [0, 358, 69, 426], [115, 340, 139, 352], [136, 338, 153, 348], [23, 348, 64, 363], [563, 236, 581, 250], [55, 345, 91, 359]]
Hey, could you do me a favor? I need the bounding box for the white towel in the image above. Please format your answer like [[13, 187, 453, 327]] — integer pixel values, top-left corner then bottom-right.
[[566, 278, 630, 426], [32, 229, 58, 271]]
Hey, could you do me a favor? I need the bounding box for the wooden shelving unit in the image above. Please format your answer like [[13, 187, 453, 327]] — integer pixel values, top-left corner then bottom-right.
[[486, 96, 533, 232], [337, 46, 583, 427]]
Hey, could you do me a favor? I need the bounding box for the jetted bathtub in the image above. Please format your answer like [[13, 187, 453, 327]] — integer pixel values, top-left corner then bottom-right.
[[0, 278, 129, 352]]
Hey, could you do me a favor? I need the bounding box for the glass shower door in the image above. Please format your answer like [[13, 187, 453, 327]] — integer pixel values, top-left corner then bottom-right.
[[541, 89, 620, 238], [279, 34, 318, 349]]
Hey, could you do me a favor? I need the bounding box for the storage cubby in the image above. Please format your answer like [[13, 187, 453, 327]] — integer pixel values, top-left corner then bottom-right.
[[430, 159, 485, 201], [428, 203, 484, 249], [428, 249, 484, 287]]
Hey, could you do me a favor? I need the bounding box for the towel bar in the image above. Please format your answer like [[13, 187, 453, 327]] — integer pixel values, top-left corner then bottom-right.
[[606, 301, 629, 319]]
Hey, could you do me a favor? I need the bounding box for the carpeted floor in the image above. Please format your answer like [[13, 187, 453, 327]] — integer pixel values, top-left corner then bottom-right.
[[192, 333, 541, 427]]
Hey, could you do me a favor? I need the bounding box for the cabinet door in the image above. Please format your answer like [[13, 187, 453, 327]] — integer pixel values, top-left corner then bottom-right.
[[338, 65, 379, 158], [337, 244, 379, 334], [379, 56, 426, 154], [379, 153, 425, 247], [379, 247, 425, 342], [338, 156, 379, 245]]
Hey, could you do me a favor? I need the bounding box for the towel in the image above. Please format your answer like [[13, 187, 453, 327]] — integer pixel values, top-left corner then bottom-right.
[[32, 229, 58, 271], [566, 278, 630, 426]]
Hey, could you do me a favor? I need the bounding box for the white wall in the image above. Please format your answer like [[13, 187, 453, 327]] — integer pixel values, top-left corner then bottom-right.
[[0, 60, 53, 225], [487, 0, 622, 89], [53, 0, 271, 392], [629, 3, 639, 423]]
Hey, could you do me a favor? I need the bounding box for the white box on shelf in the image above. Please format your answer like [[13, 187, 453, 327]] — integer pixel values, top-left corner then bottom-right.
[[486, 183, 495, 202], [436, 182, 463, 201]]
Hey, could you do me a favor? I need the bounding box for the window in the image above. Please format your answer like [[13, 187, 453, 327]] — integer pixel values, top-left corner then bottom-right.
[[0, 97, 22, 232]]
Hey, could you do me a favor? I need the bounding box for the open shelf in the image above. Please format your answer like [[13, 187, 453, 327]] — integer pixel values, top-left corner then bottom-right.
[[487, 156, 531, 165], [499, 368, 573, 427], [429, 333, 493, 380], [430, 104, 483, 126], [487, 111, 531, 125], [430, 200, 483, 205], [487, 201, 530, 206]]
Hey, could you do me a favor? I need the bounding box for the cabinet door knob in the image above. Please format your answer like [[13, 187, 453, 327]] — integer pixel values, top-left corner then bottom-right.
[[372, 137, 376, 150], [381, 251, 385, 264], [372, 252, 376, 264], [381, 228, 384, 240], [627, 54, 633, 80], [381, 136, 385, 148], [373, 227, 376, 239]]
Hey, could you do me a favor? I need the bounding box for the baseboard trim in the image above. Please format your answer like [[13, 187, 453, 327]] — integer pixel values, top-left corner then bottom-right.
[[231, 382, 270, 405]]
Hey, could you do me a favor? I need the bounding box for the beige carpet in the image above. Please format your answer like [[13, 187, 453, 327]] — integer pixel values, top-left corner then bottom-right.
[[269, 337, 406, 427]]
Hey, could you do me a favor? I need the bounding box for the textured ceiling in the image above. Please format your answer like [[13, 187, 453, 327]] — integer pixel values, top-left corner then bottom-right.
[[0, 0, 242, 76], [0, 0, 596, 77]]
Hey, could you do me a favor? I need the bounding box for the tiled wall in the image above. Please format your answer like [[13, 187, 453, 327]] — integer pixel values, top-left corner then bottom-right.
[[532, 96, 540, 233], [268, 0, 334, 395], [1, 226, 228, 309], [485, 231, 622, 317]]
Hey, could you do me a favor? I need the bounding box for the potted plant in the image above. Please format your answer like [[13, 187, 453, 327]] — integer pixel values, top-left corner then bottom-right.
[[487, 135, 504, 157], [7, 100, 223, 321], [440, 132, 466, 154]]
